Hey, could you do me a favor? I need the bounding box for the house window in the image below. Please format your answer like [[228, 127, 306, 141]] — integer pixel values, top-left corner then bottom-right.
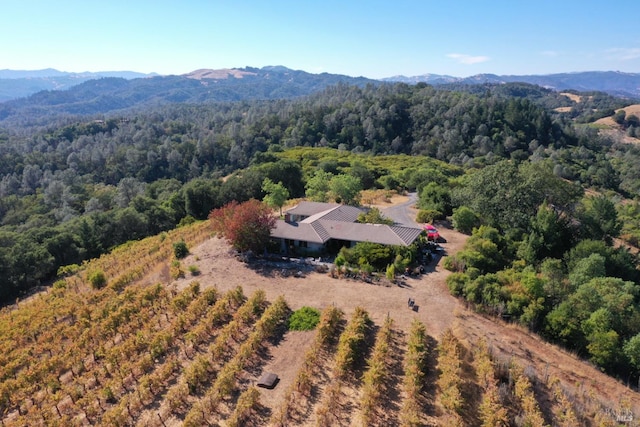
[[299, 241, 308, 248]]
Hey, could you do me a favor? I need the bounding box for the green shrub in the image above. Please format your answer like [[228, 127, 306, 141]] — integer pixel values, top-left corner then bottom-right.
[[88, 270, 107, 289], [178, 215, 197, 227], [173, 240, 189, 259], [53, 280, 67, 290], [386, 264, 396, 281], [289, 306, 321, 331], [360, 262, 374, 275], [102, 386, 116, 404], [188, 265, 200, 276], [452, 206, 481, 234], [442, 256, 456, 272], [170, 260, 184, 279], [446, 272, 469, 296], [57, 263, 80, 277], [394, 254, 410, 272], [416, 209, 443, 224]]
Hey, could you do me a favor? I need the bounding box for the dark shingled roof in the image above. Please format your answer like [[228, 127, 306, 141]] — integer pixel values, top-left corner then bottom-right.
[[271, 201, 423, 247], [272, 221, 325, 243], [313, 204, 364, 223], [390, 225, 425, 245], [285, 201, 340, 217]]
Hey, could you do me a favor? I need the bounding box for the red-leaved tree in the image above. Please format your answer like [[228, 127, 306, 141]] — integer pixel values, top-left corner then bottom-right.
[[209, 199, 276, 253]]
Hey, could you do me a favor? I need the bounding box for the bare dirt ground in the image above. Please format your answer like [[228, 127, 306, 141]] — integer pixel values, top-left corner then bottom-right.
[[173, 218, 640, 423], [255, 330, 315, 409], [554, 106, 573, 113], [560, 92, 593, 104], [554, 92, 590, 112], [560, 92, 586, 103]]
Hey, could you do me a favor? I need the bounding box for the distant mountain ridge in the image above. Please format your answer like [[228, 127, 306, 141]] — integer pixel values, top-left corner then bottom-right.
[[1, 66, 640, 127], [2, 67, 639, 105], [0, 69, 157, 102], [0, 69, 155, 79], [0, 66, 376, 125], [383, 71, 640, 98]]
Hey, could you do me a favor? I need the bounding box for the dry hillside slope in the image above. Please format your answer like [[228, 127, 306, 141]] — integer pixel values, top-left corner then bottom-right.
[[1, 218, 639, 426]]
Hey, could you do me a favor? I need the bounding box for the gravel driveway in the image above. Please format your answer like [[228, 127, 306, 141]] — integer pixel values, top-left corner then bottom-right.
[[380, 192, 421, 228]]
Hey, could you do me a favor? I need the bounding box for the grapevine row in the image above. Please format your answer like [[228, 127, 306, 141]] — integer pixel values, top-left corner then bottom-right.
[[315, 307, 371, 426], [436, 328, 464, 426], [74, 285, 241, 425], [547, 376, 580, 427], [472, 338, 508, 427], [269, 305, 344, 426], [0, 219, 210, 400], [399, 319, 428, 427], [511, 364, 547, 427], [182, 296, 290, 426], [360, 315, 394, 426], [157, 288, 264, 420]]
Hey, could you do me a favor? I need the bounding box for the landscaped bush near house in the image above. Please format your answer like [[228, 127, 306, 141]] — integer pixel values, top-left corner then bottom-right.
[[386, 264, 396, 281], [416, 209, 443, 224], [336, 242, 416, 271], [289, 306, 321, 331], [393, 253, 411, 272]]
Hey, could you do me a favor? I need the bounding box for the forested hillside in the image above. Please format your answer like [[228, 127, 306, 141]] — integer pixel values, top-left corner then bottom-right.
[[1, 79, 640, 419], [0, 82, 639, 304], [0, 66, 376, 126]]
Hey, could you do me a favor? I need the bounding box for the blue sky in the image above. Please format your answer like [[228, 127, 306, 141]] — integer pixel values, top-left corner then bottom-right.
[[2, 1, 639, 78]]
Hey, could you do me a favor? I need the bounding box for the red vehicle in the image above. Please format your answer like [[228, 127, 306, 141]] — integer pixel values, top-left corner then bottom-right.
[[424, 224, 440, 241]]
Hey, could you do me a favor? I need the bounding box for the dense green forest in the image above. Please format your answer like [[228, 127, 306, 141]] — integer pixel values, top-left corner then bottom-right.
[[2, 81, 640, 379]]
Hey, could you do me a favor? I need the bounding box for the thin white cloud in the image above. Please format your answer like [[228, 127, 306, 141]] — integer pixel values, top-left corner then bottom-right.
[[541, 50, 560, 57], [607, 47, 640, 61], [446, 53, 490, 65]]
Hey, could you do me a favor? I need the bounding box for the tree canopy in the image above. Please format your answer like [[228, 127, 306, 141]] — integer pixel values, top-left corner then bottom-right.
[[261, 178, 289, 216], [209, 199, 276, 253]]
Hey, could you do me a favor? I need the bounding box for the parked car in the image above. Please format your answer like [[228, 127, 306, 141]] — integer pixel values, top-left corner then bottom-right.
[[424, 224, 440, 241]]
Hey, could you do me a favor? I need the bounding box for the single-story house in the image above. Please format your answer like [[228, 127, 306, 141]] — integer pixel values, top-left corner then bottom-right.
[[271, 201, 424, 255]]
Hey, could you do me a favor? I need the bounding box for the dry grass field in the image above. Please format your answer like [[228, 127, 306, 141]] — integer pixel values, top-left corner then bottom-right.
[[595, 104, 640, 127]]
